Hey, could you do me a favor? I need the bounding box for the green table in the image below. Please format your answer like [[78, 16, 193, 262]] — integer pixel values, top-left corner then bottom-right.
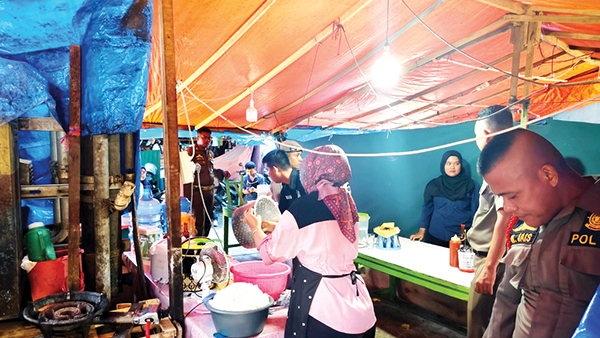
[[355, 237, 472, 301]]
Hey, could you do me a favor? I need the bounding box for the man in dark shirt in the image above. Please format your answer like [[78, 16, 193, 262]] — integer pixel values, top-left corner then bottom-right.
[[263, 149, 306, 213]]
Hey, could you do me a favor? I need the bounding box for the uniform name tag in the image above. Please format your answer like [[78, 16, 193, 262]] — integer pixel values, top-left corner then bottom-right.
[[509, 221, 539, 245]]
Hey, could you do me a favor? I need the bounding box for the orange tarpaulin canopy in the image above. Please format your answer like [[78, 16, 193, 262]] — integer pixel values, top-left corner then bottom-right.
[[143, 0, 600, 132]]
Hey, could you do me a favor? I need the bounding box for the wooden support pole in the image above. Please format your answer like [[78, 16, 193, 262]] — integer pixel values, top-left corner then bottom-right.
[[108, 134, 121, 297], [93, 135, 110, 296], [158, 0, 183, 325], [521, 22, 539, 129], [508, 23, 524, 108], [67, 45, 82, 292]]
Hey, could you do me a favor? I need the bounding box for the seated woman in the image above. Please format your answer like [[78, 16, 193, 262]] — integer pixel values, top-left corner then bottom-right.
[[410, 150, 479, 247], [245, 145, 376, 338]]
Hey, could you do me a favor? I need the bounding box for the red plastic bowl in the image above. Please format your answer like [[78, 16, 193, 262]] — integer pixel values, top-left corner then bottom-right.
[[230, 261, 291, 301]]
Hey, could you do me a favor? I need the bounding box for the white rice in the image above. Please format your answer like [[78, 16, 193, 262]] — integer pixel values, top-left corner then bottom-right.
[[209, 282, 271, 311]]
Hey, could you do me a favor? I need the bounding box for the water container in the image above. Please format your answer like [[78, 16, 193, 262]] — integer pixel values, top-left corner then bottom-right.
[[25, 222, 56, 262], [137, 187, 162, 230], [358, 213, 370, 244]]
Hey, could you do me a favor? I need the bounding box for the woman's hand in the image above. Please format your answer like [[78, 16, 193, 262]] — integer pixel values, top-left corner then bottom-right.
[[244, 207, 262, 232], [261, 219, 277, 234], [410, 228, 426, 241]]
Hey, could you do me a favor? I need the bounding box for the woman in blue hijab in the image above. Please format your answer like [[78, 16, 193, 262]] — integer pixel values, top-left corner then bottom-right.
[[410, 150, 479, 247]]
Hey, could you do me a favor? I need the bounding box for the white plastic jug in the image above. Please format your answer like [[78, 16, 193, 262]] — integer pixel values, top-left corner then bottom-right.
[[150, 238, 169, 283]]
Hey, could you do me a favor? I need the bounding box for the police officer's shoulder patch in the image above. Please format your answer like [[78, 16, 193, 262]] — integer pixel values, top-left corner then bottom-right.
[[569, 212, 600, 247], [509, 220, 539, 245]]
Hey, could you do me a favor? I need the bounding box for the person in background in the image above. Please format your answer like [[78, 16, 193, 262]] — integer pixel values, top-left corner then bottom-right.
[[184, 127, 229, 237], [480, 129, 600, 338], [263, 149, 306, 214], [244, 145, 376, 338], [466, 105, 513, 338], [242, 161, 265, 203], [271, 139, 304, 202], [143, 163, 162, 199], [410, 150, 479, 247]]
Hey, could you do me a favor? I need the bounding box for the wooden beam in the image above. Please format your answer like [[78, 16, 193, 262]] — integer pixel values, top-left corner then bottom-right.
[[67, 45, 81, 292], [545, 31, 600, 42], [158, 0, 183, 324], [271, 86, 370, 133], [474, 0, 527, 14], [195, 0, 374, 129], [542, 35, 600, 67], [244, 0, 448, 129], [521, 22, 539, 128], [509, 23, 525, 106], [505, 14, 600, 24], [17, 118, 63, 131], [144, 0, 278, 118], [529, 6, 600, 17]]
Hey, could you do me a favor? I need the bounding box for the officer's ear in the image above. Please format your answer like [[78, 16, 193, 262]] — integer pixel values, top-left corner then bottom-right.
[[539, 164, 559, 187]]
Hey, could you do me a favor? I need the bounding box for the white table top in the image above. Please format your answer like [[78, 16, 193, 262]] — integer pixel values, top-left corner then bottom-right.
[[358, 237, 474, 288]]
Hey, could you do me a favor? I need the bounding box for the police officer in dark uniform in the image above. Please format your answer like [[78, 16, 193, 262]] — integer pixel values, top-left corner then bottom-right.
[[262, 149, 306, 213], [479, 129, 600, 338]]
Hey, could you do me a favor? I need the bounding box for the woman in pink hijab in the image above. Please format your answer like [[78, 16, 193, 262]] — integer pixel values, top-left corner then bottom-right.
[[245, 145, 376, 338]]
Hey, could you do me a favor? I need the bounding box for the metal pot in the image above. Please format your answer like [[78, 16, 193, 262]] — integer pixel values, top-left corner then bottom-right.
[[202, 293, 274, 338]]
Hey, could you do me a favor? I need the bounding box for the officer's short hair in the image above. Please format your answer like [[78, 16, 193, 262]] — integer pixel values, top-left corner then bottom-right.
[[244, 161, 256, 169], [477, 105, 513, 132], [263, 150, 291, 170], [478, 129, 522, 176]]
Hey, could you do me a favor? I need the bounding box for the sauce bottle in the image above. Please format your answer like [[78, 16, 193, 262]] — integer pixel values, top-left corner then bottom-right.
[[459, 223, 467, 243], [449, 234, 460, 267]]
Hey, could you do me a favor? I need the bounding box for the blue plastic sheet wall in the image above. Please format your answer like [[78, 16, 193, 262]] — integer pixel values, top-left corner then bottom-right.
[[19, 105, 56, 228], [0, 0, 153, 135]]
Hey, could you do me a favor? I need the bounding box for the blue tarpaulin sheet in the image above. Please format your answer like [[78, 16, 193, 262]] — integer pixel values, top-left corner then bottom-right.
[[0, 0, 153, 135]]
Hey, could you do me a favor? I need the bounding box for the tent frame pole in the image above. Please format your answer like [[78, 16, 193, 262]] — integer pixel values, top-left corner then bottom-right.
[[158, 0, 183, 326]]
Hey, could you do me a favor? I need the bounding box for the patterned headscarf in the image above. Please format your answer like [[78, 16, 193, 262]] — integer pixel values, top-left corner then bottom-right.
[[300, 145, 359, 243]]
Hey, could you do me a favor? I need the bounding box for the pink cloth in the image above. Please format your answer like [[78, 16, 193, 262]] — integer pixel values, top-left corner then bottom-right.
[[258, 211, 376, 334]]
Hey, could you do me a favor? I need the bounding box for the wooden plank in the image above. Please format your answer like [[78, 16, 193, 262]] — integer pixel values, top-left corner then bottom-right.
[[505, 14, 600, 24], [474, 0, 527, 14], [17, 117, 63, 131], [529, 6, 600, 17], [521, 22, 539, 129], [20, 184, 69, 199], [67, 45, 82, 292], [545, 31, 600, 41], [508, 23, 524, 106], [194, 0, 374, 129], [144, 0, 279, 119], [542, 35, 600, 67], [158, 0, 183, 325]]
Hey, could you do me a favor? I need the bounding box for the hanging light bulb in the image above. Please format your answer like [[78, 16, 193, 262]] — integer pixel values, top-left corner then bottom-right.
[[373, 43, 400, 88], [372, 0, 399, 89], [246, 91, 258, 122]]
